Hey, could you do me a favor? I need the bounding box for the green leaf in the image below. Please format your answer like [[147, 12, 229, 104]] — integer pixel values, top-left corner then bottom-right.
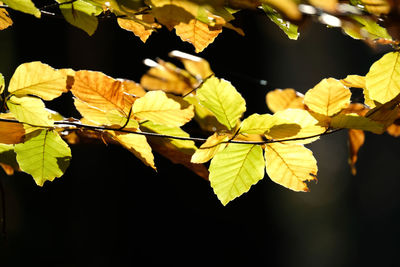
[[2, 0, 41, 18], [197, 76, 246, 131], [350, 15, 392, 40], [58, 0, 103, 35], [366, 52, 400, 104], [330, 113, 384, 134], [7, 96, 54, 127], [14, 129, 71, 186], [0, 73, 4, 94], [240, 113, 275, 135], [262, 4, 299, 40], [209, 144, 265, 205]]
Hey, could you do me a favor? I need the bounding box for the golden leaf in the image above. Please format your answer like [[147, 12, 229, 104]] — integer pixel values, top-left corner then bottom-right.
[[0, 117, 25, 144], [304, 78, 351, 116], [341, 75, 366, 89], [191, 133, 229, 163], [262, 0, 302, 20], [0, 2, 12, 30], [175, 19, 222, 53], [117, 14, 161, 42], [169, 50, 213, 80], [361, 0, 391, 15], [366, 93, 400, 128], [348, 129, 365, 175], [330, 113, 384, 134], [265, 143, 317, 192], [266, 88, 305, 113]]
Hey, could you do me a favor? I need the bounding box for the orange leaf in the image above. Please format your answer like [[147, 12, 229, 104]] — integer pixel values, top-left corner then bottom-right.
[[266, 88, 305, 113], [348, 129, 365, 175], [0, 119, 25, 144], [117, 14, 161, 43], [0, 2, 12, 30]]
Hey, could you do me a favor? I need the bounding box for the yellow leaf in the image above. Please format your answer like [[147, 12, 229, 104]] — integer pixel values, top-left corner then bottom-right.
[[348, 129, 365, 175], [366, 93, 400, 128], [0, 114, 25, 144], [117, 14, 161, 42], [330, 113, 384, 134], [365, 52, 400, 104], [341, 75, 366, 89], [361, 0, 391, 15], [71, 70, 137, 114], [191, 133, 229, 163], [269, 109, 327, 144], [304, 78, 351, 116], [0, 3, 12, 30], [175, 18, 222, 53], [262, 0, 302, 21], [169, 50, 213, 80], [265, 143, 317, 192], [109, 131, 155, 169], [133, 90, 194, 127], [8, 62, 69, 100], [266, 88, 304, 113], [7, 96, 54, 127], [309, 0, 338, 12]]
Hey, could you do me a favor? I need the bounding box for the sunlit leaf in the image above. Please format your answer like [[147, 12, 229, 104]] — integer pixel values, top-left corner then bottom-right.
[[14, 129, 71, 186], [117, 14, 161, 42], [209, 144, 264, 205], [341, 75, 366, 89], [2, 0, 40, 18], [262, 4, 299, 40], [133, 90, 194, 127], [366, 93, 400, 128], [71, 70, 136, 114], [197, 76, 246, 131], [148, 0, 197, 30], [0, 73, 4, 94], [58, 0, 102, 35], [365, 52, 400, 104], [169, 50, 213, 80], [361, 0, 391, 15], [8, 62, 69, 100], [304, 78, 351, 116], [266, 88, 304, 113], [7, 96, 54, 127], [265, 143, 317, 192], [330, 113, 384, 133], [349, 15, 392, 41], [0, 2, 12, 30], [348, 129, 365, 175], [240, 113, 274, 135], [262, 0, 302, 21], [109, 131, 155, 169], [191, 133, 229, 163], [0, 114, 25, 144]]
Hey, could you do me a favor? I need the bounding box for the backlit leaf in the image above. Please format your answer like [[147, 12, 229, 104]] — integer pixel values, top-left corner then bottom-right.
[[133, 90, 194, 127], [197, 76, 246, 131], [0, 114, 25, 144], [266, 88, 304, 113], [169, 50, 213, 80], [8, 62, 69, 100], [59, 0, 102, 36], [191, 133, 229, 163], [109, 131, 155, 169], [365, 52, 400, 104], [117, 14, 161, 42], [341, 75, 366, 89], [366, 93, 400, 128], [0, 3, 12, 30], [240, 113, 274, 135], [2, 0, 40, 18], [209, 144, 264, 205], [265, 143, 317, 192], [262, 0, 302, 21], [262, 4, 299, 40], [348, 129, 365, 175], [0, 73, 4, 94], [361, 0, 391, 15], [304, 78, 351, 116], [330, 113, 384, 133], [14, 129, 71, 186], [7, 96, 54, 127]]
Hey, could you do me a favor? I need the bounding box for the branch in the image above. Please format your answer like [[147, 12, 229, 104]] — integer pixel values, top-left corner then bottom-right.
[[0, 118, 342, 145]]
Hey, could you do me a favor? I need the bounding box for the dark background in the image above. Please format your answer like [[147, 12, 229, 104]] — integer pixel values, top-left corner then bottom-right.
[[1, 5, 400, 267]]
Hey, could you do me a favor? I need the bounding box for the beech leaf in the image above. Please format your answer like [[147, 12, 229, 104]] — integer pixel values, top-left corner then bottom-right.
[[0, 115, 25, 144], [14, 129, 71, 186], [266, 88, 305, 113], [117, 14, 160, 42], [209, 144, 265, 205], [262, 4, 299, 40], [348, 129, 365, 175], [341, 75, 366, 89], [265, 143, 317, 192], [2, 0, 40, 18], [0, 3, 12, 30], [169, 50, 213, 80], [197, 76, 246, 131], [7, 96, 54, 127], [191, 133, 229, 163], [330, 113, 384, 134]]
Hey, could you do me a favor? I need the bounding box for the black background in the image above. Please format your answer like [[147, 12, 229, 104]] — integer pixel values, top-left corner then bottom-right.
[[1, 4, 400, 266]]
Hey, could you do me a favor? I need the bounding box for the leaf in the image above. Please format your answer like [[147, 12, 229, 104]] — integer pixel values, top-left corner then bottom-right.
[[169, 50, 213, 80], [59, 0, 103, 36], [266, 88, 304, 113], [209, 144, 265, 205], [0, 144, 19, 175], [133, 90, 194, 127], [304, 78, 351, 116], [240, 113, 275, 135], [0, 115, 25, 144], [330, 113, 384, 134], [0, 72, 4, 94], [0, 3, 12, 30], [341, 75, 366, 89], [2, 0, 40, 18], [7, 96, 54, 127], [191, 133, 229, 163], [366, 93, 400, 128], [269, 109, 326, 144], [262, 0, 302, 21], [265, 143, 317, 192], [348, 129, 365, 175], [174, 18, 222, 53], [14, 129, 71, 186], [361, 0, 391, 15], [262, 4, 299, 40], [197, 76, 246, 131], [117, 14, 161, 42], [365, 52, 400, 104], [148, 0, 196, 30], [71, 70, 136, 114], [7, 62, 69, 100], [109, 131, 155, 169], [350, 15, 392, 41]]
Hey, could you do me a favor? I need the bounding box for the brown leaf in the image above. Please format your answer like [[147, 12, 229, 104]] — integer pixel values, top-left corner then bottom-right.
[[0, 114, 25, 144], [348, 129, 365, 175]]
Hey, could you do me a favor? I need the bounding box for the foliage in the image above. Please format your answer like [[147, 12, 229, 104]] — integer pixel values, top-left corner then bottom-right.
[[1, 0, 400, 205]]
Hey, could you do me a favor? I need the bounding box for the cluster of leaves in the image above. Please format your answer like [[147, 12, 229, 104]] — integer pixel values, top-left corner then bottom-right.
[[0, 0, 399, 52], [1, 49, 399, 205]]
